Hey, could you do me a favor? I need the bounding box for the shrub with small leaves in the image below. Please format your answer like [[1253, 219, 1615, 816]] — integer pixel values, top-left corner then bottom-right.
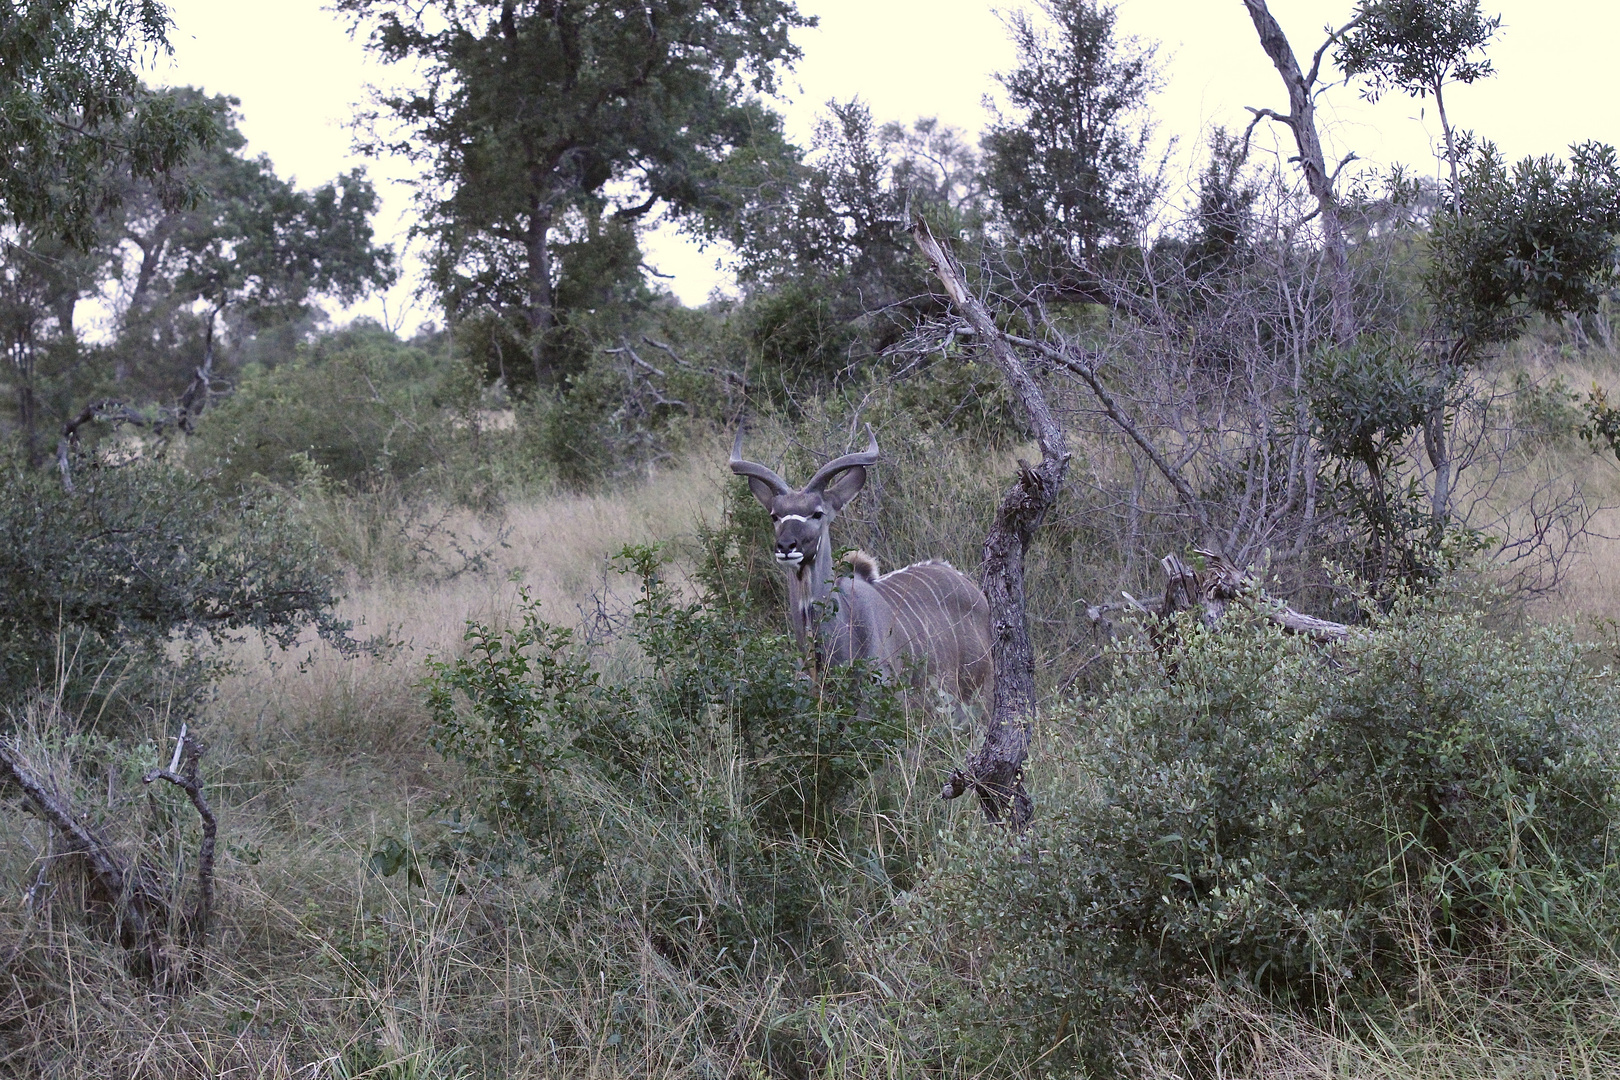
[[422, 544, 912, 953], [0, 453, 351, 720], [908, 595, 1620, 1075]]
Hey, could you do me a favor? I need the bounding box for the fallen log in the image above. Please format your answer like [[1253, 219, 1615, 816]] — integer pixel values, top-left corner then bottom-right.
[[1160, 550, 1355, 644]]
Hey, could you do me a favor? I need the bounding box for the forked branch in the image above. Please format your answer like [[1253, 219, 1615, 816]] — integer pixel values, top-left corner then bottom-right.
[[911, 216, 1069, 828], [144, 724, 218, 955]]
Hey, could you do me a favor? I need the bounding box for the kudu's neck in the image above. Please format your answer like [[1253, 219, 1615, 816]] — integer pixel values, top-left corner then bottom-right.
[[783, 529, 836, 649]]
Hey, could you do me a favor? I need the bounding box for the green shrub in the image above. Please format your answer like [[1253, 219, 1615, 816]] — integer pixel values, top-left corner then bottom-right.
[[909, 596, 1620, 1075], [422, 544, 913, 958], [1512, 371, 1582, 445], [191, 321, 482, 496], [0, 453, 351, 721], [746, 279, 861, 401]]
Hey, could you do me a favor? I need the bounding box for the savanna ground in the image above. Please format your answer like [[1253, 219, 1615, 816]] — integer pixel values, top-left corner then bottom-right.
[[6, 335, 1620, 1079]]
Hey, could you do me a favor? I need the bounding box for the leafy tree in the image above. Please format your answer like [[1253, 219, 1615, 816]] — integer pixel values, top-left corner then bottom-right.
[[1430, 139, 1620, 353], [981, 0, 1163, 272], [0, 229, 115, 463], [717, 102, 990, 400], [1, 89, 396, 457], [340, 0, 812, 388], [0, 0, 216, 246], [1337, 0, 1500, 212], [1308, 339, 1451, 583], [726, 104, 987, 287], [1184, 126, 1259, 282], [725, 100, 905, 288], [190, 320, 473, 494], [108, 89, 396, 399], [883, 116, 986, 224]]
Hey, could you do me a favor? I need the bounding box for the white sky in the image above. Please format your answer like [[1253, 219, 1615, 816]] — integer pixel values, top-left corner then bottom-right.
[[151, 0, 1620, 325]]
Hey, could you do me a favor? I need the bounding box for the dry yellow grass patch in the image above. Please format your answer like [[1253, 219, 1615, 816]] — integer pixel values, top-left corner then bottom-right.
[[203, 455, 730, 839]]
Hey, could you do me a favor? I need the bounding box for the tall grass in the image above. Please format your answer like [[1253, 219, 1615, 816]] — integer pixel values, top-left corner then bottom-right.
[[6, 352, 1620, 1076]]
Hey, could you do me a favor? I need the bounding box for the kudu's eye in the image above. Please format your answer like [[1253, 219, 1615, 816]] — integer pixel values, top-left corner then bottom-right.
[[812, 511, 824, 520]]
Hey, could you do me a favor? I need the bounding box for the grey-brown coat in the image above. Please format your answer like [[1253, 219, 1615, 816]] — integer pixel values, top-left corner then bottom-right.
[[729, 428, 993, 703]]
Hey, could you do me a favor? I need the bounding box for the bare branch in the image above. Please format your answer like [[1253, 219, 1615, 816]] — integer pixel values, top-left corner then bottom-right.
[[144, 726, 217, 957], [1307, 14, 1366, 89], [1241, 106, 1295, 160], [911, 216, 1071, 829], [999, 330, 1210, 532]]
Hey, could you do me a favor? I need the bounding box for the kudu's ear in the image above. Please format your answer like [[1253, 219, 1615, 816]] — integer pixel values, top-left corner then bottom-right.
[[822, 464, 867, 510], [745, 477, 779, 510]]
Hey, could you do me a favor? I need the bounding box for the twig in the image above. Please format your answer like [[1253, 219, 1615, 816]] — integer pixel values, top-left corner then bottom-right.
[[143, 725, 217, 956]]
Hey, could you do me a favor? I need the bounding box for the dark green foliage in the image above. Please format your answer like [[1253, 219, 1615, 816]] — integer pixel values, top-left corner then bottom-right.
[[745, 279, 861, 395], [913, 599, 1620, 1075], [1, 88, 395, 462], [190, 320, 477, 494], [693, 486, 785, 631], [425, 589, 631, 880], [0, 0, 217, 246], [717, 101, 961, 404], [1337, 0, 1500, 106], [0, 229, 114, 463], [1185, 127, 1259, 282], [1310, 341, 1441, 468], [1430, 141, 1620, 353], [341, 0, 811, 387], [1308, 340, 1460, 584], [0, 454, 349, 717], [523, 305, 745, 488], [423, 543, 911, 952], [1579, 384, 1620, 462], [725, 101, 912, 291], [981, 0, 1162, 268], [107, 89, 396, 397]]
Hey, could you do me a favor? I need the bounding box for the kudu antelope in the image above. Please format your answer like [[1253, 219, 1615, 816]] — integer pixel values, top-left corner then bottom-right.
[[729, 428, 993, 703]]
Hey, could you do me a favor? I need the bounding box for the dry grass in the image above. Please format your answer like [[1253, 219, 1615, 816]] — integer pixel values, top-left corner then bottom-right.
[[10, 372, 1620, 1076], [0, 457, 749, 1078]]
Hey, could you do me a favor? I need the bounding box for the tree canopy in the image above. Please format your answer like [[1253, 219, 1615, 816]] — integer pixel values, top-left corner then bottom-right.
[[340, 0, 813, 387], [981, 0, 1163, 272], [2, 89, 396, 460], [0, 0, 216, 246]]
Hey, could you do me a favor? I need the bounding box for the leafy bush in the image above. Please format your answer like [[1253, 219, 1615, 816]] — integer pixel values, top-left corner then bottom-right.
[[423, 544, 912, 957], [1430, 140, 1620, 352], [1512, 371, 1582, 446], [191, 320, 485, 496], [0, 453, 351, 720], [909, 596, 1620, 1075], [746, 279, 861, 400]]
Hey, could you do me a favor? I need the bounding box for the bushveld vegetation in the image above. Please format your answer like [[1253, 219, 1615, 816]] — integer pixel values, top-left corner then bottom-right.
[[6, 0, 1620, 1076]]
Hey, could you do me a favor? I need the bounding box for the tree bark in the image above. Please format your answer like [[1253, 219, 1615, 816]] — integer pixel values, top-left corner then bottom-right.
[[144, 725, 217, 955], [1434, 82, 1462, 217], [913, 218, 1070, 829], [1242, 0, 1356, 345], [524, 198, 557, 387], [0, 743, 163, 974]]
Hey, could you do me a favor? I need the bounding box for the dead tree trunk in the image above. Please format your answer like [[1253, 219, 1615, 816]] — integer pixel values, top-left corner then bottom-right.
[[0, 725, 218, 989], [912, 218, 1070, 829], [0, 743, 163, 974], [1241, 0, 1359, 346], [144, 724, 217, 958]]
